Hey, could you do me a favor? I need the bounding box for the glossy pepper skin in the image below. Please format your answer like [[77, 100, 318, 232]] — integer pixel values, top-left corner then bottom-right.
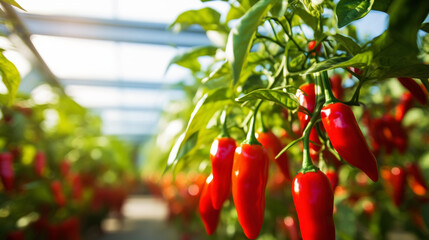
[[397, 77, 428, 105], [210, 137, 236, 209], [51, 180, 66, 207], [256, 131, 291, 181], [405, 162, 428, 196], [292, 170, 335, 240], [330, 74, 343, 100], [199, 174, 220, 235], [0, 152, 14, 191], [321, 102, 379, 182], [34, 152, 46, 177], [296, 83, 322, 161], [308, 40, 321, 55], [232, 143, 269, 239], [395, 92, 414, 121]]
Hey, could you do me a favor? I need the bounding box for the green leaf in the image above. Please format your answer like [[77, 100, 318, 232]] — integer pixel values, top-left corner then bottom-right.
[[1, 0, 25, 11], [304, 51, 372, 75], [331, 34, 361, 55], [336, 0, 374, 28], [226, 0, 277, 85], [226, 5, 246, 23], [421, 22, 429, 33], [292, 4, 318, 29], [0, 51, 21, 106], [169, 7, 225, 32], [236, 89, 299, 110], [166, 46, 218, 72], [300, 0, 323, 17], [371, 0, 392, 12]]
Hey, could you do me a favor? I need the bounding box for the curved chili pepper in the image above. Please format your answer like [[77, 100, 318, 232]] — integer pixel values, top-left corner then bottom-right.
[[397, 77, 428, 105], [292, 170, 335, 240], [389, 166, 407, 207], [0, 152, 14, 192], [51, 180, 66, 207], [326, 169, 339, 191], [405, 162, 428, 196], [256, 130, 291, 181], [395, 92, 414, 121], [296, 83, 322, 161], [210, 137, 236, 210], [321, 102, 378, 182], [34, 151, 46, 177], [232, 143, 269, 239], [330, 74, 343, 100], [198, 174, 220, 235]]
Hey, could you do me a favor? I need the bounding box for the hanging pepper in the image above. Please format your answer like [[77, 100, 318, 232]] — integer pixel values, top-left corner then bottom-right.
[[51, 180, 66, 207], [210, 113, 236, 210], [232, 109, 269, 239], [389, 166, 407, 207], [280, 216, 300, 240], [405, 162, 428, 196], [395, 92, 414, 121], [256, 130, 291, 181], [326, 169, 339, 191], [330, 74, 343, 100], [308, 40, 321, 55], [0, 152, 14, 192], [59, 160, 71, 178], [34, 152, 46, 177], [199, 174, 220, 235], [381, 115, 408, 154], [296, 83, 322, 162], [397, 77, 428, 105]]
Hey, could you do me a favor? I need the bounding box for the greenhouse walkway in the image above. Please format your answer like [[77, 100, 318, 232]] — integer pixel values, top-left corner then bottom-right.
[[96, 196, 179, 240]]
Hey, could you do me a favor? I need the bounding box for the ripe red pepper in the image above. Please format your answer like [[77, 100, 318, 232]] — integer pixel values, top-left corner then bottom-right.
[[308, 40, 321, 55], [326, 169, 339, 191], [60, 160, 71, 178], [330, 74, 343, 100], [232, 139, 269, 239], [389, 166, 407, 207], [34, 151, 46, 177], [296, 83, 322, 161], [395, 92, 414, 121], [256, 130, 291, 181], [292, 170, 335, 240], [198, 174, 220, 235], [210, 136, 236, 209], [405, 162, 428, 196], [280, 216, 300, 240], [71, 174, 83, 201], [0, 152, 14, 191], [381, 115, 408, 154], [397, 77, 428, 105], [321, 102, 378, 182], [51, 180, 66, 207]]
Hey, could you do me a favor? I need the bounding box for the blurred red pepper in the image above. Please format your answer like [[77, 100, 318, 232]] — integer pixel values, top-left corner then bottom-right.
[[381, 115, 408, 154], [348, 67, 364, 76], [397, 77, 428, 105], [198, 174, 220, 235], [60, 160, 71, 178], [321, 102, 378, 182], [210, 136, 236, 209], [292, 170, 335, 240], [60, 217, 81, 240], [34, 151, 46, 177], [326, 169, 339, 191], [383, 166, 407, 207], [308, 40, 321, 55], [395, 92, 414, 121], [280, 216, 300, 240], [257, 130, 291, 181], [296, 83, 322, 161], [232, 140, 269, 239], [330, 74, 343, 100], [6, 230, 24, 240], [0, 152, 14, 192], [405, 162, 428, 196], [51, 180, 66, 207]]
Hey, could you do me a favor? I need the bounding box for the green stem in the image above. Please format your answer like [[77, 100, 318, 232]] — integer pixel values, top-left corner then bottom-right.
[[321, 71, 337, 105], [259, 112, 268, 133], [243, 102, 262, 146], [219, 109, 230, 138], [255, 34, 285, 48]]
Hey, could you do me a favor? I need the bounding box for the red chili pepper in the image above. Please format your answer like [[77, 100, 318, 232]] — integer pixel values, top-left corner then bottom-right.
[[397, 77, 428, 105], [232, 142, 269, 239], [348, 67, 364, 76], [71, 174, 83, 201], [381, 115, 408, 154], [198, 174, 220, 235], [0, 152, 14, 192], [321, 102, 378, 182], [405, 162, 428, 196], [34, 152, 46, 177], [210, 136, 236, 210], [395, 92, 414, 121], [326, 169, 339, 191], [292, 170, 335, 240], [256, 130, 291, 181], [6, 230, 24, 240], [296, 83, 322, 161], [308, 40, 321, 55], [51, 180, 66, 207], [389, 166, 407, 207], [330, 74, 343, 100], [59, 160, 71, 178], [280, 216, 300, 240]]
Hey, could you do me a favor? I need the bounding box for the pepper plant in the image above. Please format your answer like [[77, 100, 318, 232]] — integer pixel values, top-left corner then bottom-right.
[[145, 0, 429, 239]]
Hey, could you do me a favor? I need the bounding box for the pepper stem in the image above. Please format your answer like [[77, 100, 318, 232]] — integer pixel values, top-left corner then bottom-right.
[[243, 103, 262, 146], [219, 109, 230, 138], [259, 112, 268, 133], [321, 71, 337, 105]]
